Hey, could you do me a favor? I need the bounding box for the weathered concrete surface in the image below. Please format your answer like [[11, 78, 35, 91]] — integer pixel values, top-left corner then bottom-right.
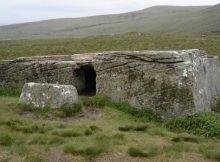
[[0, 54, 96, 93], [19, 83, 78, 108], [94, 50, 220, 119], [1, 50, 220, 119]]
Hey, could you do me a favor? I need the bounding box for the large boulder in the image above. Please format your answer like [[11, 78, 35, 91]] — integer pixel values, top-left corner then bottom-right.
[[19, 83, 78, 108], [94, 50, 220, 119]]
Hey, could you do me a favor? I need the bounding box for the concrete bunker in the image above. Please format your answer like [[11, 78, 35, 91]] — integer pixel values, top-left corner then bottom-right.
[[74, 64, 96, 96]]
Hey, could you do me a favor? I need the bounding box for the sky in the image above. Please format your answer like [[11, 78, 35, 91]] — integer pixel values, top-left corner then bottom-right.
[[0, 0, 219, 25]]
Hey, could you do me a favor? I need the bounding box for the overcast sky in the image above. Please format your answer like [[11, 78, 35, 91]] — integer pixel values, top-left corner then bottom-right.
[[0, 0, 219, 25]]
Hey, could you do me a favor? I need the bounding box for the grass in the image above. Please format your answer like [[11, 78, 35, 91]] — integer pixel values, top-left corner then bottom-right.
[[165, 112, 220, 138], [108, 101, 161, 122], [0, 133, 14, 146], [199, 143, 220, 161], [118, 125, 149, 132], [82, 96, 107, 109], [0, 96, 219, 161], [128, 145, 161, 157], [28, 135, 64, 145], [0, 33, 220, 60], [15, 102, 82, 118], [171, 133, 199, 143], [24, 156, 44, 162], [51, 129, 82, 137], [0, 87, 21, 97], [60, 103, 82, 117], [64, 143, 106, 157]]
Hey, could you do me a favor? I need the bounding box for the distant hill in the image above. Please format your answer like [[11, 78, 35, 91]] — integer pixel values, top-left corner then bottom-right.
[[0, 4, 219, 40]]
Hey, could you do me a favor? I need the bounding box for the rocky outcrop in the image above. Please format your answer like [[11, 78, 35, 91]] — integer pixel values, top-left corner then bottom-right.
[[19, 83, 78, 108], [1, 50, 220, 119]]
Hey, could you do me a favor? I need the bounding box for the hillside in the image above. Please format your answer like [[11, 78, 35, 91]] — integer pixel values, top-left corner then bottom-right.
[[0, 33, 220, 60], [0, 4, 219, 40]]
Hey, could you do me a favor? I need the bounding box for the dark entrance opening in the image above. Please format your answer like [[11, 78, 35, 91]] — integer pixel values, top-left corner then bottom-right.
[[74, 65, 96, 96]]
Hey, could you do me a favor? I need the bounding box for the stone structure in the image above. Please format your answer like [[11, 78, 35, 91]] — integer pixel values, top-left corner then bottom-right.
[[1, 49, 220, 119], [19, 83, 78, 108]]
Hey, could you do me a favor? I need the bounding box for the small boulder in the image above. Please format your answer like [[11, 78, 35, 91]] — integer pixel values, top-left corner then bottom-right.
[[19, 83, 78, 108]]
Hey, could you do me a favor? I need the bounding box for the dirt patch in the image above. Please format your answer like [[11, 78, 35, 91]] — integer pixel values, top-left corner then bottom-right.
[[82, 106, 102, 119], [47, 150, 69, 162]]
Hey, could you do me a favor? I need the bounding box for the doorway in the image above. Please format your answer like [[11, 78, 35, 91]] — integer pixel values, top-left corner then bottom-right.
[[74, 65, 96, 96]]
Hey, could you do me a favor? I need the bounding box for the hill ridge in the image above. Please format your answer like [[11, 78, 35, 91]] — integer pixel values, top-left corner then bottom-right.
[[0, 4, 219, 40]]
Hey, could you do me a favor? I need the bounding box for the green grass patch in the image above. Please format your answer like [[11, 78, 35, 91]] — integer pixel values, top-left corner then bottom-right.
[[0, 87, 21, 97], [16, 103, 50, 114], [128, 145, 161, 157], [10, 122, 51, 134], [108, 101, 161, 122], [118, 125, 148, 132], [163, 142, 192, 156], [94, 133, 126, 146], [63, 143, 106, 157], [0, 133, 14, 146], [28, 135, 64, 145], [84, 125, 102, 136], [51, 129, 82, 137], [60, 103, 82, 117], [147, 127, 171, 137], [165, 112, 220, 138], [15, 103, 82, 118], [24, 156, 44, 162], [83, 96, 107, 109], [171, 133, 199, 143], [199, 143, 220, 161], [0, 33, 220, 61]]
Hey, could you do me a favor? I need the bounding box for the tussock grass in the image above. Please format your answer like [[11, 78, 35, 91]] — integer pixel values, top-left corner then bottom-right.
[[0, 133, 14, 146], [11, 123, 51, 134], [83, 96, 107, 109], [171, 133, 199, 143], [24, 156, 44, 162], [199, 143, 220, 161], [0, 87, 21, 97], [118, 125, 148, 132], [147, 127, 171, 137], [51, 129, 82, 137], [94, 133, 126, 146], [108, 101, 161, 122], [84, 126, 101, 136], [165, 112, 220, 138], [64, 143, 106, 157], [28, 135, 64, 145], [16, 103, 82, 118], [128, 145, 161, 157], [163, 142, 192, 156], [60, 103, 82, 117]]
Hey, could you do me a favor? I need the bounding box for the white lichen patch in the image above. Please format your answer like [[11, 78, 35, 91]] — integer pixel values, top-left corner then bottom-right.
[[53, 85, 60, 89], [64, 90, 71, 95], [28, 82, 35, 87], [199, 89, 204, 95], [183, 69, 188, 77]]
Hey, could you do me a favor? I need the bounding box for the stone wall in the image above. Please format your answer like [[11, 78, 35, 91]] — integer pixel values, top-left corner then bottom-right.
[[0, 50, 219, 119]]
